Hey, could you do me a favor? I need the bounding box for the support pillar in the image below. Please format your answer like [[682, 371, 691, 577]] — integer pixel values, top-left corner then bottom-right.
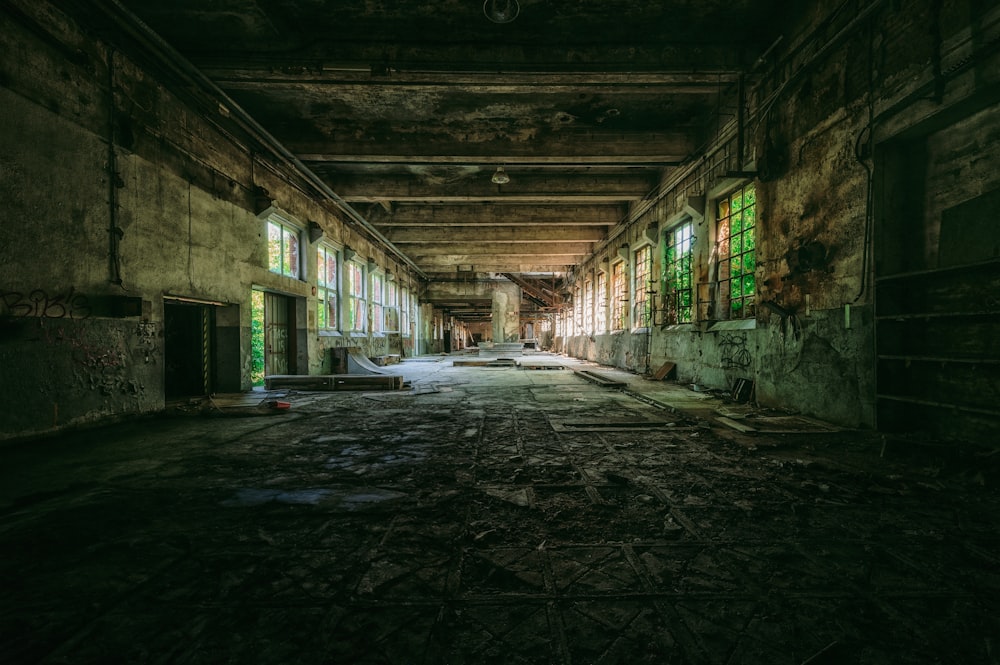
[[491, 282, 521, 343]]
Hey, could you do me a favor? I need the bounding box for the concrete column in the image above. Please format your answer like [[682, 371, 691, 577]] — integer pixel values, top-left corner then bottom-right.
[[491, 282, 521, 343]]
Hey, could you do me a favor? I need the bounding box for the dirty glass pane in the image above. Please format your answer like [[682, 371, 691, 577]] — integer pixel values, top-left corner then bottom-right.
[[717, 219, 730, 245], [267, 222, 282, 273], [732, 211, 743, 234], [743, 274, 756, 295], [718, 237, 730, 258], [732, 279, 743, 298], [731, 256, 742, 276], [718, 199, 730, 218], [731, 191, 743, 212], [285, 229, 299, 278], [317, 299, 326, 328], [745, 183, 756, 208], [326, 254, 337, 286], [732, 234, 743, 256], [744, 227, 755, 251]]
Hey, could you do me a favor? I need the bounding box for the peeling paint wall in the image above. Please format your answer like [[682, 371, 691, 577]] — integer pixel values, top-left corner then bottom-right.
[[0, 1, 420, 441], [562, 0, 999, 430]]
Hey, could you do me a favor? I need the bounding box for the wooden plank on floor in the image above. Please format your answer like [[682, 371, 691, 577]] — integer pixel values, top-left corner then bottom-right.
[[653, 362, 677, 380], [572, 369, 627, 387]]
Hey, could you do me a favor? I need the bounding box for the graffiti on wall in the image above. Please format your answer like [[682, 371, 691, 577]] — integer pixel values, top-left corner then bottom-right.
[[719, 333, 752, 370], [1, 288, 91, 319]]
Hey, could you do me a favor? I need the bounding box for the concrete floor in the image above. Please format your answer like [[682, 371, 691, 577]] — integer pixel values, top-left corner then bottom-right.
[[1, 354, 998, 664]]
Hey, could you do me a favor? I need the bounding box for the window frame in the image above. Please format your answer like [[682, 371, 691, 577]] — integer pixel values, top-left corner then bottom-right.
[[716, 182, 757, 320], [345, 259, 367, 333], [611, 260, 627, 332], [633, 244, 653, 330], [266, 214, 301, 279], [316, 243, 341, 333], [370, 270, 385, 335], [595, 271, 607, 333], [383, 278, 399, 333], [400, 286, 411, 337], [663, 221, 694, 325]]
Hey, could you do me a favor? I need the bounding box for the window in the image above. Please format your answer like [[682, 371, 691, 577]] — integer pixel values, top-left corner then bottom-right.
[[664, 222, 694, 324], [345, 260, 367, 332], [400, 287, 411, 336], [633, 245, 652, 328], [384, 279, 399, 332], [267, 216, 300, 278], [317, 244, 339, 331], [583, 278, 593, 334], [718, 183, 757, 318], [596, 271, 607, 332], [371, 272, 384, 334], [611, 261, 627, 331], [573, 284, 583, 334]]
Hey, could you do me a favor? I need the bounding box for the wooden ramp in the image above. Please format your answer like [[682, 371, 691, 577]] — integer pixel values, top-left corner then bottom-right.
[[346, 348, 391, 375], [264, 374, 403, 391]]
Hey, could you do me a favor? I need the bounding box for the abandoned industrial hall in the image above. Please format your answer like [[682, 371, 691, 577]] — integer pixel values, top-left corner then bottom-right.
[[2, 0, 999, 663]]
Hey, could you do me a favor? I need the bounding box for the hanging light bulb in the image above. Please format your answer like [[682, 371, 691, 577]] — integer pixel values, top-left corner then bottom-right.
[[491, 165, 510, 185], [484, 0, 519, 23]]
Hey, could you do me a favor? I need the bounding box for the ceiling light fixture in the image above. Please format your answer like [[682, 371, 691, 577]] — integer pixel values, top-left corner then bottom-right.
[[484, 0, 519, 24], [491, 165, 510, 185]]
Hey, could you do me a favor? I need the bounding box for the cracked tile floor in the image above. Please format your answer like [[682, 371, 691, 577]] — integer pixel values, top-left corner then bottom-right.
[[1, 355, 998, 664]]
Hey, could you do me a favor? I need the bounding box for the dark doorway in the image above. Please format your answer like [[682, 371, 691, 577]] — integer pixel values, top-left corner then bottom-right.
[[164, 301, 213, 398]]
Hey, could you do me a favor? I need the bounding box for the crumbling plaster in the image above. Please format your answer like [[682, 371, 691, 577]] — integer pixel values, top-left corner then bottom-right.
[[560, 0, 996, 429], [0, 2, 417, 440]]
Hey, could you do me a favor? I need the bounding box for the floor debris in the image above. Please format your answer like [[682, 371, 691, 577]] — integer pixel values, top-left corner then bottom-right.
[[0, 356, 997, 664]]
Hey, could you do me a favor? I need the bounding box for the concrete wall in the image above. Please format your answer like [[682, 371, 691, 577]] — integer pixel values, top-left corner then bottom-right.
[[0, 1, 420, 441], [560, 0, 999, 429]]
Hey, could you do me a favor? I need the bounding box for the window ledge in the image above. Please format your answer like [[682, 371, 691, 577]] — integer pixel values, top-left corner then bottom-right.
[[318, 330, 343, 338], [663, 323, 697, 333], [631, 327, 650, 334], [349, 332, 367, 338], [708, 318, 757, 332]]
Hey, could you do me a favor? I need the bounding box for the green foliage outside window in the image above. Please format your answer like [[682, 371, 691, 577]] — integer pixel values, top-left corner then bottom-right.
[[663, 222, 694, 324], [718, 184, 757, 318], [251, 289, 265, 386]]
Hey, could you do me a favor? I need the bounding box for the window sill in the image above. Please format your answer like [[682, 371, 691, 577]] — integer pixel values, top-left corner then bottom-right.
[[318, 330, 343, 338], [631, 327, 650, 334], [707, 318, 757, 332], [349, 331, 367, 338], [662, 323, 697, 333]]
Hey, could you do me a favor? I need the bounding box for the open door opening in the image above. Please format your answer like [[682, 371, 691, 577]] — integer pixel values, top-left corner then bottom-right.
[[252, 289, 297, 383], [164, 301, 213, 399]]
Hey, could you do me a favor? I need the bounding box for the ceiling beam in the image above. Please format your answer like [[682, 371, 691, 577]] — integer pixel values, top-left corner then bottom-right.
[[383, 226, 606, 244], [374, 204, 625, 226], [292, 131, 694, 161], [321, 173, 658, 203], [185, 42, 749, 74], [420, 263, 575, 274], [207, 70, 739, 88], [404, 242, 594, 257]]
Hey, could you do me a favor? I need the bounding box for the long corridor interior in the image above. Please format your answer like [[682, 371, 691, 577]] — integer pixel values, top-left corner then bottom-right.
[[2, 356, 997, 664]]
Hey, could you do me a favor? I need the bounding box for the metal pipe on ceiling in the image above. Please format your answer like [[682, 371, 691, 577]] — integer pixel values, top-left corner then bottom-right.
[[96, 0, 428, 281]]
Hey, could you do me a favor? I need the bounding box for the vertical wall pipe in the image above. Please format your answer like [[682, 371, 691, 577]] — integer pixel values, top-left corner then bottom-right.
[[107, 47, 123, 285]]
